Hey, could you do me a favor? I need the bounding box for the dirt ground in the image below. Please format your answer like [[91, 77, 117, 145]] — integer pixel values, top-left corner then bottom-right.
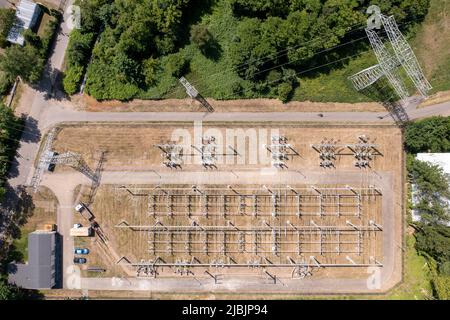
[[75, 95, 386, 113], [49, 123, 403, 286], [51, 122, 401, 173], [418, 89, 450, 108]]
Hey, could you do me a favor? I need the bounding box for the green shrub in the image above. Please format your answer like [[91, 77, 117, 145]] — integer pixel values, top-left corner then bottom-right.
[[164, 53, 189, 78], [85, 62, 139, 100], [277, 82, 293, 103], [0, 8, 15, 48], [63, 65, 84, 95], [0, 103, 23, 201], [405, 116, 450, 153], [66, 30, 95, 68], [0, 72, 12, 96], [39, 13, 60, 58]]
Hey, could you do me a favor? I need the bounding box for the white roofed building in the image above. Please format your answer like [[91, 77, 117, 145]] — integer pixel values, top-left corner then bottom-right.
[[6, 0, 41, 46]]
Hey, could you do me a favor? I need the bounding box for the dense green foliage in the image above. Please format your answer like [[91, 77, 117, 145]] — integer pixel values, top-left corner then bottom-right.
[[77, 0, 192, 100], [405, 116, 450, 154], [408, 156, 450, 224], [405, 122, 450, 299], [0, 9, 60, 85], [0, 45, 44, 83], [75, 0, 430, 101], [0, 8, 16, 48], [0, 277, 23, 300], [63, 30, 95, 95], [0, 103, 23, 200]]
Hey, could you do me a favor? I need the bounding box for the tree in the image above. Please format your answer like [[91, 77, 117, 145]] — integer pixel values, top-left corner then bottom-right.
[[22, 29, 41, 49], [277, 82, 293, 103], [405, 117, 450, 154], [112, 51, 140, 83], [142, 57, 159, 86], [190, 25, 213, 53], [229, 18, 278, 80], [0, 278, 22, 300], [164, 53, 189, 78], [0, 45, 44, 83], [66, 31, 94, 67], [0, 103, 23, 200], [0, 8, 15, 48], [63, 65, 84, 95], [408, 156, 450, 224], [415, 223, 450, 265]]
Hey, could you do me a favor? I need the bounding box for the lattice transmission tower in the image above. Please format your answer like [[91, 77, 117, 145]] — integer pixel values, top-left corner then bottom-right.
[[31, 129, 97, 192], [349, 11, 432, 102]]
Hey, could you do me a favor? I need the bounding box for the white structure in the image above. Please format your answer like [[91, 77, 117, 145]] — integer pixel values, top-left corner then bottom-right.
[[7, 0, 41, 46], [412, 153, 450, 222]]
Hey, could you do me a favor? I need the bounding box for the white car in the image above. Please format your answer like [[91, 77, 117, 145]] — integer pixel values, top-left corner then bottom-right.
[[73, 223, 82, 229], [75, 203, 85, 212]]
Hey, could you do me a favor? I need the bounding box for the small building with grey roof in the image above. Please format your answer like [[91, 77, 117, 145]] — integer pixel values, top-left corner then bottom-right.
[[8, 231, 57, 289]]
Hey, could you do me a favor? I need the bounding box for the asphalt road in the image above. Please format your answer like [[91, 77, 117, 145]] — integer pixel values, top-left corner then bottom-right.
[[0, 0, 14, 9]]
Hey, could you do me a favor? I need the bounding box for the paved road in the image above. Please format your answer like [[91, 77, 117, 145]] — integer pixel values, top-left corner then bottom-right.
[[9, 97, 450, 190], [0, 0, 14, 9]]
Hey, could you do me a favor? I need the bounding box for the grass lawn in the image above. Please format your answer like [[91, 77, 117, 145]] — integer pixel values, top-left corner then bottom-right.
[[306, 235, 433, 300], [412, 0, 450, 94], [383, 235, 433, 300]]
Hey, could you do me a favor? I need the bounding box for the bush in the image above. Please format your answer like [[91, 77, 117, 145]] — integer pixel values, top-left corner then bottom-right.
[[38, 12, 60, 58], [142, 57, 159, 86], [63, 65, 84, 95], [66, 30, 95, 68], [405, 116, 450, 153], [277, 82, 293, 103], [164, 53, 189, 78], [0, 72, 12, 96], [0, 8, 15, 48], [0, 103, 23, 201], [85, 62, 139, 100]]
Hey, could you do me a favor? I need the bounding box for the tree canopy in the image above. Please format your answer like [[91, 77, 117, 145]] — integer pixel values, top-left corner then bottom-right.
[[405, 116, 450, 154], [72, 0, 430, 101], [0, 103, 23, 200], [0, 8, 16, 48]]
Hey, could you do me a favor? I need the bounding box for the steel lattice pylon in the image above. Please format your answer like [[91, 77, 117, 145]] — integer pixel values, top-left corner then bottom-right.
[[349, 12, 432, 101], [380, 15, 432, 97], [48, 151, 97, 182], [32, 146, 97, 192], [31, 128, 58, 192]]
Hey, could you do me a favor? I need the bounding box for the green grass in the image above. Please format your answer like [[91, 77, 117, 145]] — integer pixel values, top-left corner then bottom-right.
[[292, 51, 378, 103], [411, 0, 450, 94], [384, 235, 433, 300], [12, 227, 33, 262], [305, 235, 434, 300]]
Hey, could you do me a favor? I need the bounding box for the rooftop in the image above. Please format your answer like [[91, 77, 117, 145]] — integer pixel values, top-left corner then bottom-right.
[[6, 0, 41, 46], [8, 231, 56, 289]]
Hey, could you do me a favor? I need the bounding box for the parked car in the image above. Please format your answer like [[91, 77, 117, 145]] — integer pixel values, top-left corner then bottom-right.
[[73, 223, 82, 229], [73, 257, 87, 264], [74, 248, 89, 255]]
